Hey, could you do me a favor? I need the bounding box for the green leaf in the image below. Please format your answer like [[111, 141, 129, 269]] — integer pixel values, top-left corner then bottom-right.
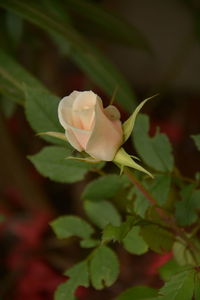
[[82, 174, 129, 201], [84, 200, 121, 229], [42, 0, 71, 23], [0, 48, 46, 104], [80, 238, 99, 248], [194, 273, 200, 300], [140, 225, 174, 254], [50, 215, 94, 240], [173, 238, 200, 266], [123, 95, 156, 143], [132, 114, 174, 172], [131, 174, 171, 218], [0, 96, 16, 118], [64, 0, 150, 50], [55, 260, 89, 300], [25, 86, 65, 145], [29, 146, 99, 183], [89, 246, 119, 289], [158, 269, 195, 300], [102, 216, 138, 243], [159, 259, 186, 281], [175, 185, 200, 226], [191, 134, 200, 151], [150, 174, 171, 206], [0, 0, 136, 111], [133, 186, 151, 217], [116, 285, 158, 300], [102, 224, 122, 243], [5, 11, 23, 46], [123, 226, 148, 255]]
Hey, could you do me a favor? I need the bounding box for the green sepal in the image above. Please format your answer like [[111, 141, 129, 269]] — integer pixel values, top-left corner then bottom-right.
[[113, 147, 153, 178], [122, 94, 158, 143], [66, 156, 101, 163], [37, 131, 67, 141]]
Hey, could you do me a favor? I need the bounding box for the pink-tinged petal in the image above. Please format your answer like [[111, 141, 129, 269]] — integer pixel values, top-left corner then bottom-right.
[[71, 127, 92, 149], [73, 91, 97, 110], [72, 107, 95, 130], [58, 91, 79, 129], [65, 128, 83, 152], [72, 91, 97, 130], [86, 101, 123, 161]]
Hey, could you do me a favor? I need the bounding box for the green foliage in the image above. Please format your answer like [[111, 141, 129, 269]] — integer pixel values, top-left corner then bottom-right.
[[82, 174, 129, 201], [55, 261, 89, 300], [25, 87, 66, 145], [29, 146, 102, 183], [130, 174, 171, 218], [64, 0, 150, 50], [80, 238, 99, 248], [191, 134, 200, 151], [0, 48, 46, 104], [102, 224, 122, 243], [150, 174, 171, 206], [158, 269, 195, 300], [159, 259, 186, 281], [25, 87, 61, 132], [84, 200, 121, 229], [116, 286, 158, 300], [0, 0, 137, 111], [175, 185, 200, 226], [41, 0, 71, 22], [132, 114, 174, 172], [0, 96, 16, 117], [173, 238, 200, 266], [140, 225, 174, 253], [89, 246, 119, 290], [50, 215, 94, 240], [56, 246, 119, 298], [101, 216, 138, 243], [123, 226, 148, 255], [5, 11, 23, 47], [194, 273, 200, 300], [133, 186, 151, 217]]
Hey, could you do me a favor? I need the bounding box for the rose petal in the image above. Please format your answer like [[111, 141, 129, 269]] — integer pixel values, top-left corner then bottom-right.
[[72, 91, 97, 130], [58, 91, 79, 129], [86, 101, 123, 161], [71, 127, 92, 149], [65, 127, 83, 152]]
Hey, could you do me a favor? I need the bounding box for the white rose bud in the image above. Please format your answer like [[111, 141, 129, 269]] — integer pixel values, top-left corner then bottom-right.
[[58, 91, 123, 161]]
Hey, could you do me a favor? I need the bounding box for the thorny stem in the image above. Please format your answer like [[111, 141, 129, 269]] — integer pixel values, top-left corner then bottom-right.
[[124, 167, 199, 265]]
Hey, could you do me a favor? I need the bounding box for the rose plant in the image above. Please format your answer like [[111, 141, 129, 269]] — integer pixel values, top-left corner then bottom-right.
[[1, 83, 200, 299], [1, 1, 200, 299], [24, 89, 200, 300]]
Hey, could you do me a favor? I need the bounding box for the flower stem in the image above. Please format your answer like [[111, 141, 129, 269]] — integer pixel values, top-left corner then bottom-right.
[[124, 167, 199, 265]]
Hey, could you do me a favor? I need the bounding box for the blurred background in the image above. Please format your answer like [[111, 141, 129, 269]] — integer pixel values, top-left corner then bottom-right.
[[0, 0, 200, 299]]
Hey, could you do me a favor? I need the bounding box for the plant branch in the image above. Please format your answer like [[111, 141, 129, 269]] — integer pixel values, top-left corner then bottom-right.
[[124, 167, 199, 265]]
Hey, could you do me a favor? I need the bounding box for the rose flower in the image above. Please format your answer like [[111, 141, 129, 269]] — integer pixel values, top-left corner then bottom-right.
[[58, 91, 123, 161]]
